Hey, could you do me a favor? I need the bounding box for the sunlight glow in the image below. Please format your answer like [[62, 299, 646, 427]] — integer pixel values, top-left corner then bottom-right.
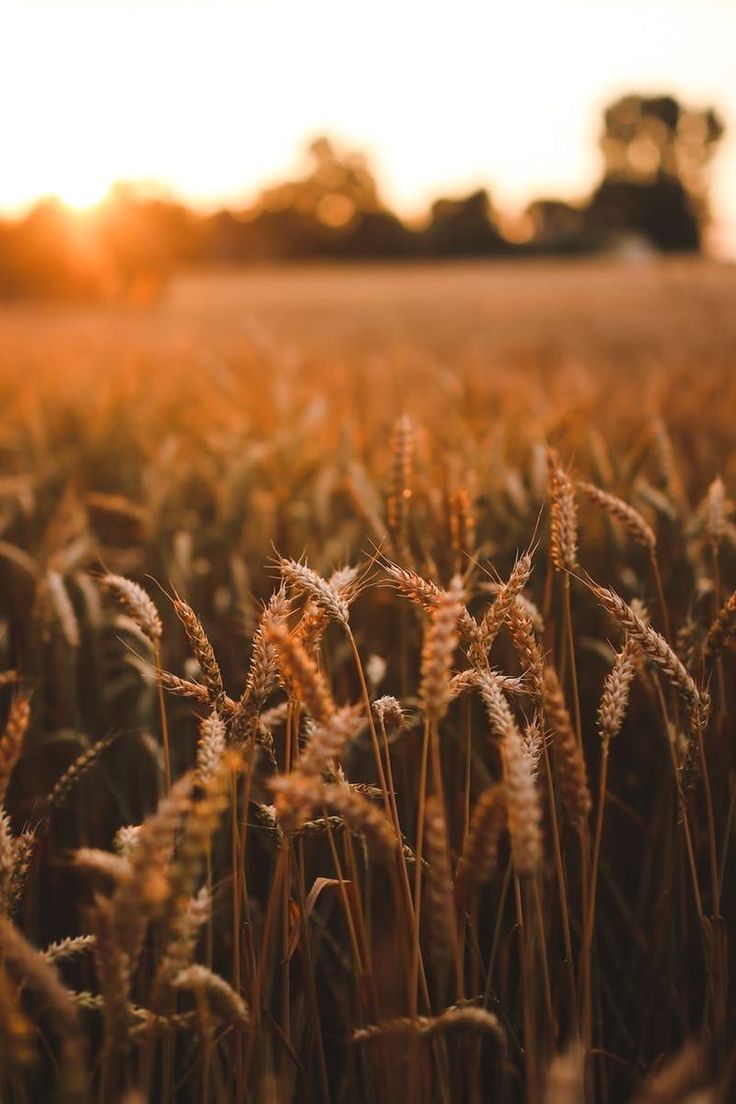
[[2, 0, 735, 252], [39, 177, 111, 213]]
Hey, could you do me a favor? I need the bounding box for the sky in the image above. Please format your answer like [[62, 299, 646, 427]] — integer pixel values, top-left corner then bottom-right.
[[2, 0, 736, 254]]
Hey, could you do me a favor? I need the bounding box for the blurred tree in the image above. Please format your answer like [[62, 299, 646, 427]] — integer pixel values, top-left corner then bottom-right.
[[202, 137, 415, 260], [261, 136, 382, 227], [586, 93, 725, 251], [95, 185, 201, 300], [587, 176, 700, 252], [0, 200, 103, 298], [599, 94, 723, 195], [422, 189, 509, 257], [0, 190, 202, 300], [220, 136, 419, 260], [524, 199, 588, 254], [338, 210, 416, 258]]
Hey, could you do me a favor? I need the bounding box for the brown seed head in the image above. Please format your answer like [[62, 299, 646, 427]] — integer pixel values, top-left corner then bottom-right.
[[102, 574, 162, 642], [0, 696, 30, 805], [543, 667, 591, 831], [548, 451, 578, 572], [266, 622, 335, 724], [420, 575, 465, 724]]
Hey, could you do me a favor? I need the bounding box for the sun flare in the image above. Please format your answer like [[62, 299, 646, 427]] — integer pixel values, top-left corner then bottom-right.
[[49, 177, 112, 212]]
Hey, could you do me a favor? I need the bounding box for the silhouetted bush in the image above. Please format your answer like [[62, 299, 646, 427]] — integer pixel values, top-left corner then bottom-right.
[[586, 177, 700, 252], [422, 190, 509, 257]]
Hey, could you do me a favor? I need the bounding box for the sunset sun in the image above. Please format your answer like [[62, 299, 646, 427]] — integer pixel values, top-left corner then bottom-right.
[[48, 175, 112, 211]]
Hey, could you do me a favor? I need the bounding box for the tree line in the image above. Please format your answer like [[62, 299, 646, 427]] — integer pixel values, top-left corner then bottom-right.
[[0, 93, 724, 298]]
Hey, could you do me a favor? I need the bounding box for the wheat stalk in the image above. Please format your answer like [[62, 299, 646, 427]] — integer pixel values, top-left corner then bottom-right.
[[577, 482, 656, 550], [355, 1004, 504, 1043], [591, 583, 709, 736], [458, 784, 506, 887], [423, 795, 457, 968], [507, 600, 545, 702], [420, 575, 465, 724], [548, 451, 578, 572], [475, 552, 533, 657], [101, 574, 162, 642], [0, 695, 30, 804], [387, 413, 414, 561], [543, 666, 592, 831], [703, 590, 736, 668], [479, 673, 542, 876], [276, 556, 351, 625], [173, 597, 225, 713], [266, 622, 335, 724], [0, 914, 87, 1089], [598, 638, 639, 745]]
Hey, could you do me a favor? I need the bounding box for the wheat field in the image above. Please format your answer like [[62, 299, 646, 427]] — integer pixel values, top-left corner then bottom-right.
[[0, 259, 735, 1103]]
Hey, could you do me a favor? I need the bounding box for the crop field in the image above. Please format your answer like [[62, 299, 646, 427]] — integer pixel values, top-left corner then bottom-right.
[[0, 258, 735, 1103]]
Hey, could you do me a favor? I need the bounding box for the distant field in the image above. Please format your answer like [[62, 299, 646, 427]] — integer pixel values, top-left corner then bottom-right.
[[3, 257, 736, 356], [2, 257, 735, 444], [0, 258, 735, 1103]]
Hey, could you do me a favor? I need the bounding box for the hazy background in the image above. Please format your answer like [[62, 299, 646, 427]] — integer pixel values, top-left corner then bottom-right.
[[3, 0, 735, 254]]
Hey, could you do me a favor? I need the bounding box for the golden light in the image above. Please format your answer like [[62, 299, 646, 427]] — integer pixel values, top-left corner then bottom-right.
[[0, 0, 734, 253], [0, 139, 116, 214], [48, 178, 112, 213], [317, 193, 356, 229]]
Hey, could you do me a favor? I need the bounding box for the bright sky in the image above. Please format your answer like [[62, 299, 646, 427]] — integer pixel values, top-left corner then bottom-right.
[[2, 0, 736, 253]]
